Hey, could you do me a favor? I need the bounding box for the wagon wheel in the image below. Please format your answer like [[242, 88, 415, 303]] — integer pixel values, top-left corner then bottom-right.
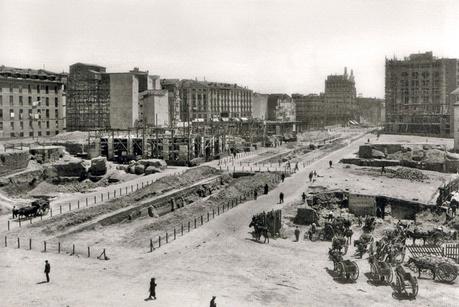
[[436, 263, 458, 283], [350, 261, 359, 281], [337, 262, 345, 278], [393, 274, 403, 295]]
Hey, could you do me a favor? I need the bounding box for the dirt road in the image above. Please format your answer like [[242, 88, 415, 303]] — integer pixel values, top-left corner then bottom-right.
[[1, 131, 457, 307]]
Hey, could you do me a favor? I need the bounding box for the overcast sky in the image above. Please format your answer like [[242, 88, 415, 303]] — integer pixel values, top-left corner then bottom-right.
[[1, 0, 458, 97]]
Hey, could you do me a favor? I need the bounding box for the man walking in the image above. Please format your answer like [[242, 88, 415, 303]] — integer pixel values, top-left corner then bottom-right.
[[308, 171, 313, 182], [279, 192, 284, 204], [281, 173, 285, 183], [210, 296, 217, 307], [148, 277, 157, 300], [44, 260, 50, 283], [302, 192, 306, 203], [294, 226, 300, 242]]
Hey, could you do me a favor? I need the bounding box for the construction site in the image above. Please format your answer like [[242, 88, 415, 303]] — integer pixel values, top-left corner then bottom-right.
[[0, 125, 458, 307]]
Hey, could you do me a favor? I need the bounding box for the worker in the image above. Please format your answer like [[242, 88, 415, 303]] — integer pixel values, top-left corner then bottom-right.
[[264, 184, 269, 195], [329, 160, 333, 168], [281, 173, 285, 183], [294, 226, 300, 242], [279, 192, 284, 204], [308, 172, 313, 182], [302, 192, 306, 203]]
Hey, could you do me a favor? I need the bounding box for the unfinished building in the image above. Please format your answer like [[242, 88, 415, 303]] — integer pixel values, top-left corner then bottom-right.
[[385, 52, 459, 137]]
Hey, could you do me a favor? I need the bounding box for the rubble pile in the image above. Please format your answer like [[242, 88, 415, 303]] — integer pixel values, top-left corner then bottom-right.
[[386, 167, 428, 182], [311, 192, 343, 210], [125, 159, 167, 175]]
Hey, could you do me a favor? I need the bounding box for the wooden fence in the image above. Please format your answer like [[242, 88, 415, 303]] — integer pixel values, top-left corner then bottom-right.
[[3, 236, 108, 260], [407, 243, 459, 263]]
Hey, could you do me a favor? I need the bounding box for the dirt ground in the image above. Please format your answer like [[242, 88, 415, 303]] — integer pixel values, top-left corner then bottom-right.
[[1, 131, 458, 307]]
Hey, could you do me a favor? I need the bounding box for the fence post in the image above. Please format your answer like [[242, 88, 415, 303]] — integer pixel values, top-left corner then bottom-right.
[[150, 238, 153, 252], [50, 208, 52, 217], [181, 224, 184, 236], [44, 241, 46, 252], [174, 228, 176, 240], [88, 246, 90, 257], [207, 212, 210, 222], [158, 236, 161, 247], [120, 188, 122, 195], [59, 205, 62, 214], [137, 183, 139, 190], [218, 206, 220, 215], [4, 236, 7, 247], [188, 221, 191, 232], [69, 202, 71, 211], [194, 218, 197, 229], [107, 192, 110, 200], [72, 244, 75, 255], [213, 209, 215, 218], [17, 237, 20, 248], [86, 198, 88, 207], [94, 196, 97, 204], [78, 200, 80, 209], [19, 218, 21, 228], [142, 182, 144, 188], [114, 190, 116, 197], [58, 242, 61, 253], [29, 238, 32, 250], [7, 220, 10, 231], [30, 218, 32, 224], [101, 193, 103, 201]]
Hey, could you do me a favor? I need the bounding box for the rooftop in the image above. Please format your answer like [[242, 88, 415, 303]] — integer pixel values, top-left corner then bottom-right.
[[0, 65, 65, 82]]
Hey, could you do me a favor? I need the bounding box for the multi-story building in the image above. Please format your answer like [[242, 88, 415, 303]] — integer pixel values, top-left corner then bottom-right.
[[267, 94, 296, 122], [0, 65, 66, 139], [356, 96, 385, 125], [67, 63, 165, 131], [385, 52, 459, 137], [162, 79, 252, 122], [324, 67, 357, 126], [252, 93, 269, 120], [160, 79, 181, 127], [292, 93, 325, 130]]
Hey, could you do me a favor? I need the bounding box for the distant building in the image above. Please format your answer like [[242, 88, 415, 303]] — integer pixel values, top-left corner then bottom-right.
[[252, 93, 268, 120], [67, 63, 164, 131], [267, 94, 296, 122], [324, 67, 357, 126], [139, 89, 169, 128], [0, 65, 66, 139], [385, 51, 459, 137], [161, 79, 252, 123], [160, 79, 181, 127], [356, 97, 385, 125], [292, 93, 325, 130]]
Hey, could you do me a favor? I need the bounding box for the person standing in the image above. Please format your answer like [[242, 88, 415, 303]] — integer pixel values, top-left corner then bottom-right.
[[44, 260, 50, 283], [294, 226, 300, 242], [302, 192, 306, 203], [148, 278, 157, 300], [329, 160, 333, 168], [279, 192, 284, 204], [308, 172, 313, 182], [210, 296, 217, 307], [281, 173, 285, 183], [254, 189, 258, 200]]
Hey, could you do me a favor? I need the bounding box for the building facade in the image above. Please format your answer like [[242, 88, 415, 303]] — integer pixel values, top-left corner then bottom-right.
[[0, 66, 66, 139], [162, 79, 252, 123], [356, 97, 385, 125], [139, 89, 169, 128], [324, 67, 357, 126], [267, 94, 296, 122], [252, 93, 269, 120], [292, 93, 325, 130], [385, 52, 459, 137]]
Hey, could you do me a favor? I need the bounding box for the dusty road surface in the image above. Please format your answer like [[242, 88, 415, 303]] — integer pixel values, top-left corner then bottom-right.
[[1, 132, 457, 307]]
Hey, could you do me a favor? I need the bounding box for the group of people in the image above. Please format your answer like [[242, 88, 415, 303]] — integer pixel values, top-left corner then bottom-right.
[[308, 170, 318, 182]]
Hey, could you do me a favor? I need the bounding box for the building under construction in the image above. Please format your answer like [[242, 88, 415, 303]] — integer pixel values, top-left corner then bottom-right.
[[385, 52, 459, 137]]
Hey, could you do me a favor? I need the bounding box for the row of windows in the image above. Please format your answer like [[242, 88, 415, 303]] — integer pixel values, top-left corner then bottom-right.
[[0, 95, 59, 107], [0, 109, 58, 120], [0, 84, 60, 94], [2, 131, 59, 138]]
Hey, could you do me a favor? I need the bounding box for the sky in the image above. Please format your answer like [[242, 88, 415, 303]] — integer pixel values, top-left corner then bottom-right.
[[0, 0, 458, 98]]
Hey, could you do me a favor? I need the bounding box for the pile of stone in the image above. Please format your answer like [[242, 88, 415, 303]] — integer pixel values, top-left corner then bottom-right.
[[386, 167, 428, 182], [294, 206, 319, 225], [124, 159, 167, 175]]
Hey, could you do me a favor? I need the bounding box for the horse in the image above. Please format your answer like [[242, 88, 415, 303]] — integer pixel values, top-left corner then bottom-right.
[[249, 220, 269, 243], [405, 229, 428, 246]]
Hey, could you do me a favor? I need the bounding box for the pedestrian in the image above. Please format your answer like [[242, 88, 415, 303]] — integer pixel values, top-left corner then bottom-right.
[[294, 162, 299, 171], [264, 184, 269, 195], [210, 296, 217, 307], [302, 192, 306, 203], [44, 260, 50, 283], [294, 226, 300, 242], [281, 173, 285, 183], [308, 171, 313, 182], [12, 206, 16, 219], [381, 166, 385, 174], [313, 170, 317, 177], [367, 138, 370, 143], [148, 278, 157, 300], [254, 189, 258, 200], [279, 192, 284, 204], [329, 160, 333, 168]]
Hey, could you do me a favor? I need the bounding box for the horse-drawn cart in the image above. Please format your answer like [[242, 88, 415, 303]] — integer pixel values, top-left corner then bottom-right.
[[368, 255, 393, 284], [406, 255, 458, 283], [328, 249, 359, 282], [391, 265, 418, 299]]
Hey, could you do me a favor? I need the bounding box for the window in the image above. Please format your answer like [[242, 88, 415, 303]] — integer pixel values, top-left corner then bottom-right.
[[0, 122, 2, 129], [10, 122, 14, 129], [54, 97, 58, 108], [9, 96, 13, 105], [37, 85, 40, 93], [10, 109, 14, 119], [0, 96, 2, 106], [9, 84, 13, 92], [38, 121, 42, 128], [28, 110, 32, 119], [29, 131, 33, 137], [46, 110, 49, 118], [29, 121, 33, 128], [54, 86, 58, 94], [0, 110, 2, 120], [19, 109, 24, 119], [10, 132, 15, 138], [46, 121, 50, 128], [19, 132, 24, 137], [20, 122, 24, 130], [38, 131, 42, 136], [45, 86, 49, 94], [19, 96, 23, 106], [28, 96, 32, 105], [28, 84, 31, 93], [46, 131, 50, 136], [46, 97, 49, 106], [37, 96, 41, 105], [18, 85, 22, 93]]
